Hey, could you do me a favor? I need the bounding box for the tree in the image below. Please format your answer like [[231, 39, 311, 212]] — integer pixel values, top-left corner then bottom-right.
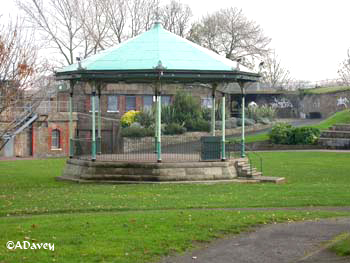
[[338, 49, 350, 85], [0, 16, 50, 138], [260, 51, 292, 90], [16, 0, 90, 65], [127, 0, 158, 38], [160, 0, 192, 37], [188, 7, 271, 68], [101, 0, 128, 44]]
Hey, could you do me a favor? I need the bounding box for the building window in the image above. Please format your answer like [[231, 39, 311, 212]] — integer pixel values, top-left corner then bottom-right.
[[143, 95, 153, 110], [201, 97, 213, 108], [90, 95, 99, 112], [51, 129, 61, 149], [161, 95, 171, 106], [126, 96, 136, 111], [107, 95, 118, 112]]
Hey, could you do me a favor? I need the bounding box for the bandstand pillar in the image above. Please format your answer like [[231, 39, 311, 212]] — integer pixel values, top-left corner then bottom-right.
[[91, 83, 97, 161], [69, 80, 75, 158], [221, 93, 226, 161]]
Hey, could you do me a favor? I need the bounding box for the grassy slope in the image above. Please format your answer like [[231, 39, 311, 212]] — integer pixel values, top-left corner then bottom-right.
[[1, 153, 350, 262], [309, 109, 350, 130], [242, 109, 350, 143], [302, 86, 350, 94]]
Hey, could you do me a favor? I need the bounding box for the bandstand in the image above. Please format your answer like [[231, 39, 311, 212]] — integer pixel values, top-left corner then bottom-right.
[[55, 22, 265, 183]]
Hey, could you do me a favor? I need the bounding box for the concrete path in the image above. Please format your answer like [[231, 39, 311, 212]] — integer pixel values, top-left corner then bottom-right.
[[159, 217, 350, 263]]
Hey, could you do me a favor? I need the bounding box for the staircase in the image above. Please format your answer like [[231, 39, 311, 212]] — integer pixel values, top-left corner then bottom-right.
[[235, 158, 262, 178], [318, 124, 350, 149], [0, 110, 38, 152], [234, 158, 285, 184]]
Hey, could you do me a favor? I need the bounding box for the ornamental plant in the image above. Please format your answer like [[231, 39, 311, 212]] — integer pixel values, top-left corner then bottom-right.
[[121, 110, 140, 127]]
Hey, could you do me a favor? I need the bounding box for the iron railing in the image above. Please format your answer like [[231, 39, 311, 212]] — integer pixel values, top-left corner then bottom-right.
[[71, 135, 202, 162]]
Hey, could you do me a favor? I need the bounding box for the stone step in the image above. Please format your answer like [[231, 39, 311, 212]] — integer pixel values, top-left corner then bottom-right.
[[252, 176, 285, 184], [238, 164, 251, 169], [236, 161, 249, 166], [236, 176, 285, 184], [240, 167, 257, 173], [318, 138, 350, 149], [332, 124, 350, 131], [240, 169, 261, 177], [321, 130, 350, 139]]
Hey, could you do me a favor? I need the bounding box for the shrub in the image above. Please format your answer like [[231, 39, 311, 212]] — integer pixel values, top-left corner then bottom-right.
[[121, 110, 140, 127], [163, 123, 186, 135], [293, 127, 320, 144], [246, 104, 276, 122], [121, 126, 154, 137], [202, 107, 211, 121], [161, 105, 176, 125], [185, 119, 210, 132], [135, 110, 154, 128], [269, 123, 320, 145], [269, 123, 293, 144], [172, 91, 203, 124]]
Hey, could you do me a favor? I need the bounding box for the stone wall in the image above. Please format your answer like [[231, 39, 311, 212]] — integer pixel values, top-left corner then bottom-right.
[[299, 90, 350, 118], [123, 123, 273, 153]]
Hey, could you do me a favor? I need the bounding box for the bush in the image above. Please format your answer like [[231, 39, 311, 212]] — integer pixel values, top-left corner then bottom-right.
[[293, 127, 320, 144], [135, 110, 154, 128], [121, 110, 140, 127], [163, 123, 186, 135], [172, 91, 203, 124], [121, 126, 154, 137], [269, 123, 293, 144], [202, 107, 211, 121], [161, 105, 176, 125], [185, 119, 210, 132], [246, 104, 276, 122], [269, 123, 320, 145]]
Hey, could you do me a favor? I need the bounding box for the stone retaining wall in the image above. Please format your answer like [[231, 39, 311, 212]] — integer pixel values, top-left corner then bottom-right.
[[61, 158, 237, 182], [123, 123, 273, 153]]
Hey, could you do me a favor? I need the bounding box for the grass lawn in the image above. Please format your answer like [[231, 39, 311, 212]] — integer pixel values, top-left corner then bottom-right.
[[1, 152, 350, 262]]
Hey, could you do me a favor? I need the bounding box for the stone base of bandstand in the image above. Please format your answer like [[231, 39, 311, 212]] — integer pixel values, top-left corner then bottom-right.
[[57, 158, 241, 184], [57, 158, 285, 184]]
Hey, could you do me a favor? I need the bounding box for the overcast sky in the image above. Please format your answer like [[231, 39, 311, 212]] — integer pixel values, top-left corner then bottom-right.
[[2, 0, 350, 82]]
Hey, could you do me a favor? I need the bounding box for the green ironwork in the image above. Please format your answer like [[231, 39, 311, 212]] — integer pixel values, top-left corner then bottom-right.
[[211, 95, 216, 136], [241, 93, 246, 158], [97, 91, 102, 155], [157, 94, 162, 162], [201, 136, 221, 160], [91, 90, 96, 161], [69, 89, 74, 158], [221, 94, 226, 161]]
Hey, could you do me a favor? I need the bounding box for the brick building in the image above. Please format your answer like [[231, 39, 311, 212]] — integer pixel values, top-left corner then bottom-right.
[[0, 82, 217, 158]]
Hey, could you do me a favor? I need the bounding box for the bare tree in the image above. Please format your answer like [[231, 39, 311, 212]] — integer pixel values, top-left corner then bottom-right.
[[102, 0, 128, 44], [338, 49, 350, 86], [16, 0, 88, 65], [77, 0, 110, 55], [0, 16, 50, 139], [260, 51, 292, 90], [160, 0, 192, 37], [127, 0, 158, 38], [189, 7, 271, 68]]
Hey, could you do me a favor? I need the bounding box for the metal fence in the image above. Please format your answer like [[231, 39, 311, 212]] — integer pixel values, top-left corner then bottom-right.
[[71, 135, 239, 163]]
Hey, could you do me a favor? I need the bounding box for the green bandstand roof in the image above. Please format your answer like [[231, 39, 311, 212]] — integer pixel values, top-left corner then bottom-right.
[[56, 22, 259, 83]]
